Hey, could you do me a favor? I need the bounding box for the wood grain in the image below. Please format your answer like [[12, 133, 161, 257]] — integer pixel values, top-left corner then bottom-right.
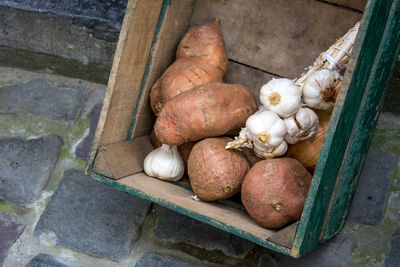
[[93, 136, 153, 179], [129, 0, 194, 139], [191, 0, 362, 78], [95, 0, 163, 146]]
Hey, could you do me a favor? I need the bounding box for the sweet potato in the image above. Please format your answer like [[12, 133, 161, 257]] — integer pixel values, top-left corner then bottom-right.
[[150, 59, 224, 114], [154, 82, 258, 146], [241, 158, 312, 229], [188, 137, 250, 201], [150, 19, 228, 114], [285, 110, 331, 173]]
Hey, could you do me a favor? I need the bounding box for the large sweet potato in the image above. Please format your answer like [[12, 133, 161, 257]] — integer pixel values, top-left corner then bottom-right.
[[241, 158, 312, 229], [188, 137, 250, 201], [150, 19, 228, 114], [154, 82, 258, 146]]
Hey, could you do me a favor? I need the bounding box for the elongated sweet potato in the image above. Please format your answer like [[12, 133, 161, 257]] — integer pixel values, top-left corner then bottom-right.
[[154, 82, 258, 146], [150, 19, 228, 114], [241, 158, 312, 229], [150, 59, 224, 114], [188, 137, 249, 201]]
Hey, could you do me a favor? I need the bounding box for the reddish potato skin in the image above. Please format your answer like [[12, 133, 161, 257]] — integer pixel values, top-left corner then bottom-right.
[[154, 82, 258, 146], [188, 137, 250, 201], [150, 59, 224, 114], [177, 19, 228, 75], [241, 158, 312, 229]]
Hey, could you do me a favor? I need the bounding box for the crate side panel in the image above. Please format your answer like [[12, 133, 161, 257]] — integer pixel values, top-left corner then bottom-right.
[[291, 0, 396, 257], [322, 0, 400, 241], [97, 0, 163, 145], [94, 171, 295, 255], [325, 0, 367, 11], [130, 0, 194, 139], [191, 0, 362, 78], [93, 136, 153, 179]]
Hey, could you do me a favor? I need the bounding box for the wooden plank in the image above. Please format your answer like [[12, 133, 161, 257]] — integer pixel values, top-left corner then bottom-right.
[[324, 0, 367, 11], [85, 0, 163, 174], [190, 0, 362, 78], [129, 0, 194, 139], [291, 0, 398, 257], [108, 172, 296, 254], [93, 136, 153, 179], [322, 0, 400, 241], [96, 0, 163, 146]]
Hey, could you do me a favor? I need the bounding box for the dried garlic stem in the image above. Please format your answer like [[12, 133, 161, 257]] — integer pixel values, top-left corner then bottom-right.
[[295, 21, 360, 86]]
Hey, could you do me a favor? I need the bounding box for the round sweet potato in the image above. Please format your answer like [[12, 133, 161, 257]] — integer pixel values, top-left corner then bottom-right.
[[154, 82, 258, 146], [188, 137, 250, 201], [241, 158, 312, 229]]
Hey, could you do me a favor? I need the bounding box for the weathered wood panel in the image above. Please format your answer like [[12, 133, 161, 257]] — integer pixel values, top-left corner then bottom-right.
[[322, 0, 400, 241], [95, 0, 163, 146], [191, 0, 362, 78], [93, 136, 153, 179], [291, 0, 399, 257], [129, 0, 194, 139]]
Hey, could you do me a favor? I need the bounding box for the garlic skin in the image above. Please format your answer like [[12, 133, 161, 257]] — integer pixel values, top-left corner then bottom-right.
[[144, 144, 184, 181], [260, 78, 302, 118], [302, 69, 343, 110], [284, 107, 319, 144], [226, 110, 288, 158]]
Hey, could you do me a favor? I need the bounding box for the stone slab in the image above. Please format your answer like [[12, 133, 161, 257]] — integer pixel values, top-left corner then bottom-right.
[[268, 234, 353, 267], [0, 80, 88, 124], [135, 252, 208, 267], [347, 147, 396, 225], [26, 253, 69, 267], [385, 230, 400, 267], [0, 212, 25, 266], [153, 209, 255, 259], [34, 169, 151, 260], [0, 134, 62, 205], [75, 103, 102, 160]]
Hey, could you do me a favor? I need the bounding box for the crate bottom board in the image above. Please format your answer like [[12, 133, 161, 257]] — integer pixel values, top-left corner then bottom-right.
[[89, 171, 298, 256]]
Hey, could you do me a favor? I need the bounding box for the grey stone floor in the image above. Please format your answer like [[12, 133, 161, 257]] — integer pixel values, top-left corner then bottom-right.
[[1, 67, 400, 266]]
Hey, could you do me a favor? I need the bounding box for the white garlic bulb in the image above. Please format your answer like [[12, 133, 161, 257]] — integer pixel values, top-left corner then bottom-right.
[[143, 144, 184, 181], [260, 78, 302, 118], [226, 110, 288, 159], [302, 69, 343, 110], [284, 107, 319, 144]]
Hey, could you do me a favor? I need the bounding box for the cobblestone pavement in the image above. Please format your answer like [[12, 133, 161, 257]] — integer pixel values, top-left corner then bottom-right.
[[1, 67, 399, 266]]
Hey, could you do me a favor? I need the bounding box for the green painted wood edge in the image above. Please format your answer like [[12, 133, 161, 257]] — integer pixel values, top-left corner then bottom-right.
[[126, 0, 171, 141], [84, 0, 170, 175], [88, 171, 292, 256], [291, 0, 394, 257], [322, 0, 400, 241]]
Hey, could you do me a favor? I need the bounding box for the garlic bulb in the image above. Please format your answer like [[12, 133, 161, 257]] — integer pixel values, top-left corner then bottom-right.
[[284, 107, 319, 144], [226, 110, 288, 159], [260, 78, 302, 118], [144, 144, 184, 181], [302, 69, 342, 110]]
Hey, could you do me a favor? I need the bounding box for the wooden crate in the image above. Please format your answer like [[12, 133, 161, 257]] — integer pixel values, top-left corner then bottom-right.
[[85, 0, 400, 258]]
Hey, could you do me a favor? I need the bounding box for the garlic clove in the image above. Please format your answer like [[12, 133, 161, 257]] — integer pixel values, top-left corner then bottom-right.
[[254, 139, 288, 159], [303, 69, 343, 110], [260, 78, 302, 118], [284, 107, 319, 144], [144, 144, 184, 181]]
